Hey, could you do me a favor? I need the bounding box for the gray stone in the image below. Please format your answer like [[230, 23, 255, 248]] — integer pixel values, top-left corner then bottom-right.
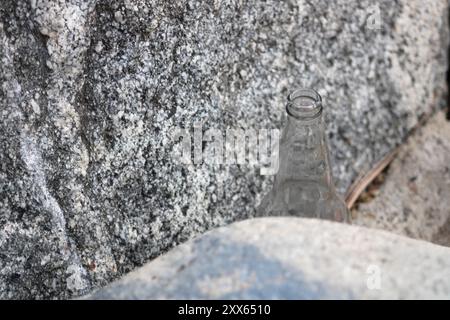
[[0, 0, 448, 298], [353, 111, 450, 247], [87, 217, 450, 299]]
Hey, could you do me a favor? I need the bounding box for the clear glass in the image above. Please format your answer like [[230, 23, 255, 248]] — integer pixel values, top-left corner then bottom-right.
[[258, 88, 350, 223]]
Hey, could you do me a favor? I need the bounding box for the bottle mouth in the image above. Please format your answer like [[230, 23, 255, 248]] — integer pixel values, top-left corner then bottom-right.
[[286, 88, 323, 120]]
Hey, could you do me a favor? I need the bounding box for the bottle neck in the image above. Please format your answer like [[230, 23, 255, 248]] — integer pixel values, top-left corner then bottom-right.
[[284, 109, 324, 133], [275, 109, 334, 189]]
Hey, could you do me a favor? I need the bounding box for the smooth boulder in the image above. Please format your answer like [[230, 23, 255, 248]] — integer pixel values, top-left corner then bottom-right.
[[88, 217, 450, 299]]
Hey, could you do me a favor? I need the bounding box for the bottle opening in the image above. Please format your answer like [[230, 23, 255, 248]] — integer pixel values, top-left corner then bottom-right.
[[286, 88, 323, 120]]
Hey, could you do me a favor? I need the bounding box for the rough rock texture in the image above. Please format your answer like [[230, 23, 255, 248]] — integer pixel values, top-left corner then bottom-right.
[[353, 111, 450, 247], [87, 218, 450, 299], [0, 0, 448, 298]]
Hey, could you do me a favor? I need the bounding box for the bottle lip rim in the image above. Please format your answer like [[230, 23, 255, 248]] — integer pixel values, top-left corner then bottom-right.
[[286, 88, 323, 120]]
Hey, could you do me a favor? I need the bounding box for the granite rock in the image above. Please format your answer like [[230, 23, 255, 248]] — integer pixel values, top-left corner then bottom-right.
[[354, 111, 450, 247], [0, 0, 448, 298], [87, 217, 450, 299]]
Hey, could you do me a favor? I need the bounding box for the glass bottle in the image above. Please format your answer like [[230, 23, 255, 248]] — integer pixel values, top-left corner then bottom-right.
[[258, 88, 350, 223]]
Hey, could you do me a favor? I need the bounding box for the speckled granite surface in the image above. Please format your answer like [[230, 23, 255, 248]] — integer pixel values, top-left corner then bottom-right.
[[0, 0, 448, 298]]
